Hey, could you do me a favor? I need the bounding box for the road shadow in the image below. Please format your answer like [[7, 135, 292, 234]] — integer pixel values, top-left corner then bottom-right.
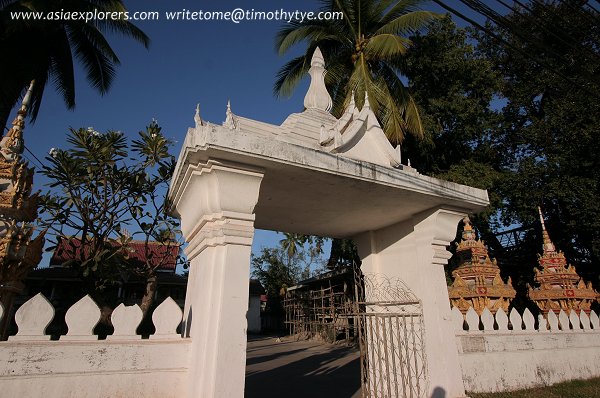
[[245, 339, 361, 398]]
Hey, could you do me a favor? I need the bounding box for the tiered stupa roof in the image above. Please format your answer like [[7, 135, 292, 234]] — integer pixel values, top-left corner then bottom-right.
[[528, 207, 597, 314], [448, 217, 515, 314], [0, 82, 45, 302]]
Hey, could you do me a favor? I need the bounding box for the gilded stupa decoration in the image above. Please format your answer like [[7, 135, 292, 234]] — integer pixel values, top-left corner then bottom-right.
[[0, 82, 45, 333], [528, 207, 597, 315], [448, 216, 516, 315]]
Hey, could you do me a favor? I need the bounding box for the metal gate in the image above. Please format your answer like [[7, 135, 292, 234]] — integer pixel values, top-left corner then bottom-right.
[[353, 266, 428, 398]]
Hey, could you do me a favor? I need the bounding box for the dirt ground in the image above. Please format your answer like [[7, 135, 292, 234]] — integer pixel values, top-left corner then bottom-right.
[[245, 335, 362, 398]]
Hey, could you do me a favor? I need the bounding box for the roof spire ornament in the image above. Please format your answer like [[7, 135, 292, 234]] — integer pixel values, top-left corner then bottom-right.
[[1, 80, 34, 159], [303, 47, 333, 112], [462, 216, 476, 241], [448, 216, 516, 315], [538, 206, 556, 253], [194, 103, 204, 128], [0, 80, 45, 337], [529, 206, 598, 315], [363, 91, 372, 110], [224, 99, 237, 130]]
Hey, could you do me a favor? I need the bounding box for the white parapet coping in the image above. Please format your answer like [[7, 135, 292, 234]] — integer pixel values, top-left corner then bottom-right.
[[168, 121, 489, 238]]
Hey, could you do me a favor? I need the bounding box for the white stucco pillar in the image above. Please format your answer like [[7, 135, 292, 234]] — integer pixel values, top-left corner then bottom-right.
[[173, 159, 263, 398], [354, 208, 467, 398]]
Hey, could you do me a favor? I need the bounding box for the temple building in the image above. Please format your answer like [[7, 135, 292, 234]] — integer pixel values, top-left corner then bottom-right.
[[528, 207, 597, 315], [448, 217, 515, 314], [0, 82, 45, 338]]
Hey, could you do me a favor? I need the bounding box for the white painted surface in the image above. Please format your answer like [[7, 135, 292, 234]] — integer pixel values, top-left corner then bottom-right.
[[0, 339, 189, 398], [454, 307, 600, 392], [107, 303, 143, 340], [457, 332, 600, 392], [10, 293, 53, 341], [354, 209, 471, 398], [172, 159, 263, 398], [63, 295, 101, 341], [151, 297, 183, 340], [167, 49, 487, 398]]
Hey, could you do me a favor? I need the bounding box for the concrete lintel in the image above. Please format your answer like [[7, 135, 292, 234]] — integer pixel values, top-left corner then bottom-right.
[[169, 126, 489, 238]]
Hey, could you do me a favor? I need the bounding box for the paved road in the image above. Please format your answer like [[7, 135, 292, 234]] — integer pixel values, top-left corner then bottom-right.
[[245, 335, 362, 398]]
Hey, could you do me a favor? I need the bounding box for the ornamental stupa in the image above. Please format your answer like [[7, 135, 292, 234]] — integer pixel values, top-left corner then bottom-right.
[[528, 207, 597, 315], [0, 82, 45, 336], [448, 217, 515, 314]]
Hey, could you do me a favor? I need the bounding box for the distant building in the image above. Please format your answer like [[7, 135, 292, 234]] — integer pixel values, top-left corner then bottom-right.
[[248, 279, 265, 333]]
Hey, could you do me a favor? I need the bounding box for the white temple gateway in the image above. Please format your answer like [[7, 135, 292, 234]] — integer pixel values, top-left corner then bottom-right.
[[168, 47, 488, 397], [3, 48, 600, 398]]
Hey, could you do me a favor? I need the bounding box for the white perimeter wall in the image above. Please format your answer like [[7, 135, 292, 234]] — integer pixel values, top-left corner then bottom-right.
[[454, 306, 600, 393], [0, 339, 190, 398], [458, 331, 600, 392]]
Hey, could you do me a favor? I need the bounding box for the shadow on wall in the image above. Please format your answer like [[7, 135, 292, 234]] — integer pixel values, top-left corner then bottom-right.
[[431, 386, 446, 398], [183, 306, 192, 337]]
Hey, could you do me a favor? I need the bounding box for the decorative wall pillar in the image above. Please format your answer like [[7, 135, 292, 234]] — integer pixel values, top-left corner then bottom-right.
[[172, 159, 263, 398], [354, 208, 467, 398]]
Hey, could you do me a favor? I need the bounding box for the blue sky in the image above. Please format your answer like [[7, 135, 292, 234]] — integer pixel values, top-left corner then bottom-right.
[[11, 0, 487, 266]]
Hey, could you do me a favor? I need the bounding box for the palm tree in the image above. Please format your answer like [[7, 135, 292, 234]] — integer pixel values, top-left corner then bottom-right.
[[0, 0, 149, 129], [274, 0, 439, 144], [279, 233, 304, 263]]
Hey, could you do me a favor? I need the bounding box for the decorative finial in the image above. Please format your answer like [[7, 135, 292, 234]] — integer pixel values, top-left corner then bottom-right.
[[538, 207, 556, 253], [407, 158, 411, 167], [363, 91, 372, 110], [224, 99, 237, 130], [349, 91, 356, 108], [395, 144, 402, 164], [462, 216, 476, 241], [303, 47, 333, 112], [194, 103, 203, 128], [1, 80, 35, 157]]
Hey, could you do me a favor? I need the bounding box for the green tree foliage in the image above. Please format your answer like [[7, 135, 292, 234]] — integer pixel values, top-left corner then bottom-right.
[[274, 0, 441, 144], [327, 238, 361, 269], [402, 15, 504, 226], [39, 121, 185, 316], [0, 0, 149, 128], [400, 5, 599, 296], [475, 1, 600, 276]]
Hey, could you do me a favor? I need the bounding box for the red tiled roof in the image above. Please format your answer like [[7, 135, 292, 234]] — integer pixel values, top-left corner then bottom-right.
[[50, 237, 178, 270]]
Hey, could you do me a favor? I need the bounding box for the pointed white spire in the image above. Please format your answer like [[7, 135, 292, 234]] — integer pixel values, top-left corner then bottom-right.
[[20, 80, 34, 112], [349, 91, 356, 109], [224, 99, 237, 130], [194, 103, 203, 128], [538, 206, 556, 253], [395, 144, 402, 165], [303, 47, 333, 112], [1, 80, 35, 157], [363, 91, 372, 110]]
